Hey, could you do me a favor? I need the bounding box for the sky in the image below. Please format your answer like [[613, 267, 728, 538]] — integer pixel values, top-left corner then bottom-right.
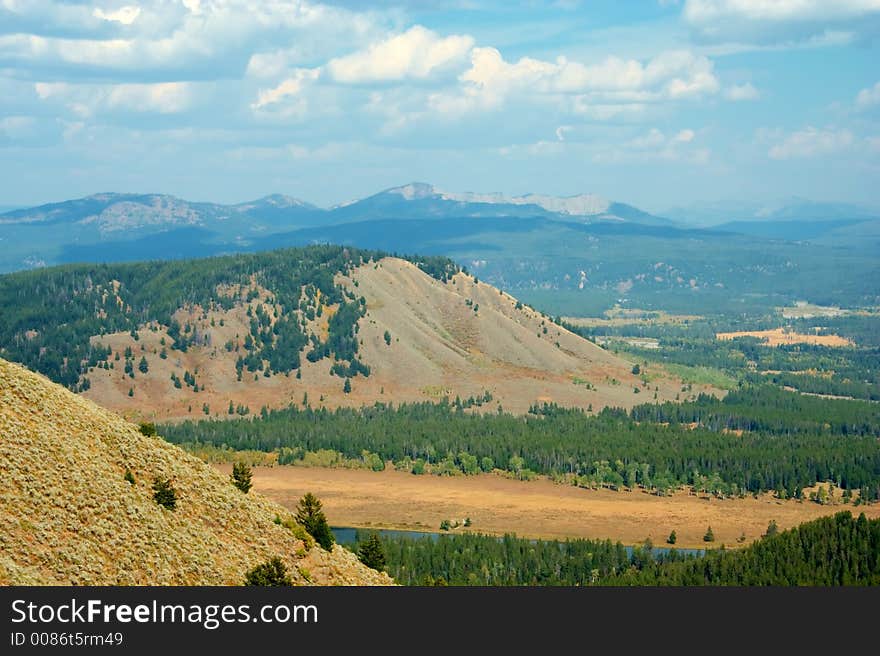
[[1, 0, 879, 212]]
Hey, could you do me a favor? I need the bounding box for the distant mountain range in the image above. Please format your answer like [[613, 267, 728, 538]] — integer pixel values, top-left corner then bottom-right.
[[2, 184, 878, 314], [0, 183, 674, 272], [664, 197, 880, 226], [0, 182, 672, 234]]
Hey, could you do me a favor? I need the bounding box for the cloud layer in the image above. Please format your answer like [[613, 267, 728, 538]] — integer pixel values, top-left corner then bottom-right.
[[0, 0, 877, 207]]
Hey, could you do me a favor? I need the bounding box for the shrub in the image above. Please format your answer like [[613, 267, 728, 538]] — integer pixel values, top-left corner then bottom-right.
[[667, 530, 677, 545], [138, 422, 157, 437], [244, 557, 292, 586], [152, 476, 177, 510], [124, 468, 136, 485]]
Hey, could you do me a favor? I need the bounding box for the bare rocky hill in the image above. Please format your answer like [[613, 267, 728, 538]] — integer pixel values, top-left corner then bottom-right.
[[0, 358, 392, 586]]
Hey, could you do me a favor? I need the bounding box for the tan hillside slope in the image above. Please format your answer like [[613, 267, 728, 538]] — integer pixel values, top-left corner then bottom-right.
[[0, 358, 391, 586], [338, 257, 688, 412], [82, 257, 701, 421]]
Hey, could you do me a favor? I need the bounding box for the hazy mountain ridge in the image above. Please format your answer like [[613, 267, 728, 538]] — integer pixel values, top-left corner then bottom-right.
[[0, 184, 673, 274], [664, 197, 880, 227], [2, 188, 878, 314]]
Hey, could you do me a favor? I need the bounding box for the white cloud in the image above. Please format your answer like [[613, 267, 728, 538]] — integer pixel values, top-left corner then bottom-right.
[[555, 125, 572, 141], [684, 0, 880, 23], [251, 69, 321, 110], [34, 80, 194, 115], [107, 83, 193, 114], [856, 81, 880, 109], [500, 126, 709, 164], [625, 127, 697, 152], [93, 6, 141, 25], [327, 26, 474, 83], [435, 47, 719, 117], [683, 0, 880, 44], [724, 82, 759, 101], [0, 1, 382, 78], [768, 126, 854, 159]]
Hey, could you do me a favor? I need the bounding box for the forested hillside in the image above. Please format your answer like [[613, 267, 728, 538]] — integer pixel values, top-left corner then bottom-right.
[[0, 246, 456, 389]]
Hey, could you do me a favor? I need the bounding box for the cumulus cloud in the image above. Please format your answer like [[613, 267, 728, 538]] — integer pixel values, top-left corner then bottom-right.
[[725, 82, 759, 101], [34, 81, 195, 116], [431, 47, 720, 118], [856, 81, 880, 109], [682, 0, 880, 44], [327, 26, 474, 83], [768, 126, 854, 159], [0, 0, 381, 79]]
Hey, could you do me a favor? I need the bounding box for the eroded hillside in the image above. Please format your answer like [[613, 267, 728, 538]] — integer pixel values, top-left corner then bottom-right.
[[0, 358, 392, 586], [76, 257, 700, 421]]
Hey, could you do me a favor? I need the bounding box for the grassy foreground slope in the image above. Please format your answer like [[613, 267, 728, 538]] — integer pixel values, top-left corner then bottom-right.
[[0, 358, 391, 586]]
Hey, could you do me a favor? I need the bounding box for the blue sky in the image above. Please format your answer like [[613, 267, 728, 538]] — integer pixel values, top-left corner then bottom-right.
[[1, 0, 879, 212]]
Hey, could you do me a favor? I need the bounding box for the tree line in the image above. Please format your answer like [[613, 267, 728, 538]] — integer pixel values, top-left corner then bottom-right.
[[345, 512, 879, 586], [160, 385, 880, 500]]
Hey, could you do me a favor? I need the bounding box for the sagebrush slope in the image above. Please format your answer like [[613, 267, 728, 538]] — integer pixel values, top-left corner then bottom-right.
[[0, 358, 391, 586]]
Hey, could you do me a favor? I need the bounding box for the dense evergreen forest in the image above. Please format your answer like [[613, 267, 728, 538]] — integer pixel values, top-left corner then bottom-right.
[[0, 246, 458, 389], [346, 512, 880, 586], [161, 385, 880, 500]]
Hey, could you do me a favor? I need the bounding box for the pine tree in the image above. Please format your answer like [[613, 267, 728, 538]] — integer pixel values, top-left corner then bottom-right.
[[244, 556, 292, 586], [231, 462, 253, 494], [667, 530, 677, 545], [703, 526, 715, 542], [343, 378, 352, 394], [384, 330, 392, 346], [295, 492, 335, 550], [152, 476, 177, 510], [138, 356, 149, 374], [357, 533, 386, 571]]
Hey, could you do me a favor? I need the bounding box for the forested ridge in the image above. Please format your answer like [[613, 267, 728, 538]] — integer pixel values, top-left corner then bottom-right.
[[161, 385, 880, 500], [0, 246, 458, 389], [348, 511, 880, 586]]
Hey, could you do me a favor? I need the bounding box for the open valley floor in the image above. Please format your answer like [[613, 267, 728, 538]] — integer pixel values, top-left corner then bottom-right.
[[217, 464, 880, 550]]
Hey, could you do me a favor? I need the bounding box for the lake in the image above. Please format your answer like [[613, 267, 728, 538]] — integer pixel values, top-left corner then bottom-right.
[[331, 526, 705, 557]]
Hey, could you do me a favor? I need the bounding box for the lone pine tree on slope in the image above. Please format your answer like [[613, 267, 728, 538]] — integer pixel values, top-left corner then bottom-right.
[[295, 492, 335, 551]]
